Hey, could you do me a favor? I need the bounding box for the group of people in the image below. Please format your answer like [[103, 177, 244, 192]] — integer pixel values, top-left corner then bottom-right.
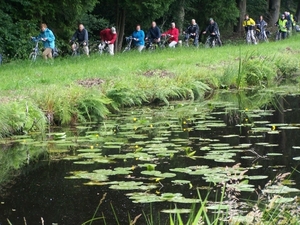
[[31, 12, 297, 59], [243, 11, 296, 44], [31, 18, 221, 59]]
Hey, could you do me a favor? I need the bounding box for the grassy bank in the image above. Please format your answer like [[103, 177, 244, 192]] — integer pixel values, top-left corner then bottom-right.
[[0, 36, 299, 136]]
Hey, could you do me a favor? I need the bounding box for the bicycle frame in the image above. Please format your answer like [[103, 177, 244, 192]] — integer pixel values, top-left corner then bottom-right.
[[122, 37, 133, 53], [71, 41, 79, 56], [29, 40, 41, 61]]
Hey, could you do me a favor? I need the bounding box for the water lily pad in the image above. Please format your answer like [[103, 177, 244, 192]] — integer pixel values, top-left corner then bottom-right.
[[161, 208, 191, 214], [206, 204, 230, 210], [247, 175, 268, 180], [171, 180, 191, 185]]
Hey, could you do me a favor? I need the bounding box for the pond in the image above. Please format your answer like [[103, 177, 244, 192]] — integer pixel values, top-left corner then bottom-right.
[[1, 91, 300, 224]]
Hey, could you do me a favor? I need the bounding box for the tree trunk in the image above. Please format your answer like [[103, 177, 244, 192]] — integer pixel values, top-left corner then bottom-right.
[[268, 0, 281, 27], [296, 1, 300, 22], [115, 0, 126, 52], [234, 0, 246, 34], [177, 0, 185, 34]]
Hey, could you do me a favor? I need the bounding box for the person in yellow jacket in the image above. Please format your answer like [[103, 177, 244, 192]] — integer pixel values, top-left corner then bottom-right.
[[276, 14, 288, 40], [243, 14, 257, 44]]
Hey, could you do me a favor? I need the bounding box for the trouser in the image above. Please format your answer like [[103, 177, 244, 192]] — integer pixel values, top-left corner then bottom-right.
[[43, 48, 53, 59], [246, 30, 257, 44], [168, 41, 177, 48], [280, 31, 287, 39], [136, 45, 144, 52], [184, 34, 198, 46], [99, 42, 114, 55], [82, 45, 89, 55], [210, 35, 222, 46], [108, 44, 114, 55]]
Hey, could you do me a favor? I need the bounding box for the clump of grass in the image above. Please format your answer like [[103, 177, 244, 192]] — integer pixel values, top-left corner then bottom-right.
[[0, 100, 46, 137]]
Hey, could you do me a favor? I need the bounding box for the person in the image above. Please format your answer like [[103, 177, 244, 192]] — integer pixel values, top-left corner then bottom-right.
[[183, 19, 199, 47], [145, 21, 161, 45], [284, 11, 293, 37], [132, 24, 145, 52], [161, 22, 179, 48], [31, 23, 55, 60], [256, 15, 268, 41], [202, 18, 222, 46], [275, 14, 288, 40], [243, 14, 257, 44], [99, 27, 117, 55], [70, 23, 89, 56]]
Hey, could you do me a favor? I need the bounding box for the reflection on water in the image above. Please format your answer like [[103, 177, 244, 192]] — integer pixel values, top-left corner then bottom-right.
[[1, 94, 300, 224]]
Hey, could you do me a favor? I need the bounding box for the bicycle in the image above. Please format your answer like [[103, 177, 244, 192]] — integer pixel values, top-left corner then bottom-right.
[[159, 35, 173, 48], [70, 41, 79, 56], [98, 41, 109, 55], [204, 35, 221, 48], [122, 36, 133, 53], [145, 39, 159, 51], [29, 39, 41, 61], [255, 28, 268, 42]]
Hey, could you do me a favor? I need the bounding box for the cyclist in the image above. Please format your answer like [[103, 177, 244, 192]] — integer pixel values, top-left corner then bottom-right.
[[183, 19, 199, 47], [202, 18, 222, 46], [256, 15, 268, 41], [31, 23, 55, 60], [275, 14, 288, 40], [132, 24, 145, 52], [70, 23, 89, 56], [243, 14, 257, 44], [284, 11, 293, 37], [145, 21, 161, 45], [99, 27, 117, 55], [161, 22, 179, 48]]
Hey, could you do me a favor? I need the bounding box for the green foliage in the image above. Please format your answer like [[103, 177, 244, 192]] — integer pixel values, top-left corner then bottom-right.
[[0, 101, 46, 137]]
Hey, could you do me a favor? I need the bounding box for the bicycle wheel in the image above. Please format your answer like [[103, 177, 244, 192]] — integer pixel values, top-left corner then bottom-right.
[[204, 38, 210, 48], [122, 46, 130, 53], [29, 52, 37, 62]]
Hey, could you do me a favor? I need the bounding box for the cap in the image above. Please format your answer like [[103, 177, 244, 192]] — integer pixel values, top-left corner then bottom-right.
[[209, 18, 214, 21], [111, 27, 116, 34]]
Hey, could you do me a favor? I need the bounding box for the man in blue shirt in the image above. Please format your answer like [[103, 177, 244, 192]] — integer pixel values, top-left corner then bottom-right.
[[31, 23, 55, 60], [132, 24, 145, 52]]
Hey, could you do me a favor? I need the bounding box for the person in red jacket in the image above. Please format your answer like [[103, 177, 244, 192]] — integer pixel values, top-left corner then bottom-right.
[[99, 27, 117, 55], [161, 22, 179, 48]]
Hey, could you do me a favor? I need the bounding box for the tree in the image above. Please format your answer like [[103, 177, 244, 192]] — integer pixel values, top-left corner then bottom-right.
[[235, 0, 247, 33], [295, 0, 300, 21], [268, 0, 281, 27]]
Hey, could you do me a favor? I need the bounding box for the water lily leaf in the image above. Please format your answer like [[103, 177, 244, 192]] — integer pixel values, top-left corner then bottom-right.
[[73, 161, 94, 165], [247, 175, 268, 180], [206, 204, 229, 210], [171, 180, 191, 185], [266, 153, 282, 156], [161, 208, 191, 214], [76, 148, 101, 152], [264, 185, 300, 194], [274, 197, 295, 204]]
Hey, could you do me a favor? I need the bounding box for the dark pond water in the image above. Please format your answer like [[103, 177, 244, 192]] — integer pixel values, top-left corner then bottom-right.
[[1, 93, 300, 224]]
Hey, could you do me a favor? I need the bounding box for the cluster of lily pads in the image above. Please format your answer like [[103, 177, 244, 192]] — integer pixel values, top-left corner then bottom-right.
[[42, 99, 300, 219]]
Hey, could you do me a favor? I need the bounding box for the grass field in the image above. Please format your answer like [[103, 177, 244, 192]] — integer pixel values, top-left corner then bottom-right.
[[0, 35, 299, 135]]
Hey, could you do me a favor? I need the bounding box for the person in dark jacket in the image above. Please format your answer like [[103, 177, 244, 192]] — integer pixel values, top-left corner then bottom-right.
[[183, 19, 199, 47], [70, 23, 89, 56], [203, 18, 222, 46], [146, 21, 161, 44]]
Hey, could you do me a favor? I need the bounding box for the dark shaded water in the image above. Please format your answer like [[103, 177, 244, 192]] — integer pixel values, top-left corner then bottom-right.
[[1, 95, 300, 224]]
